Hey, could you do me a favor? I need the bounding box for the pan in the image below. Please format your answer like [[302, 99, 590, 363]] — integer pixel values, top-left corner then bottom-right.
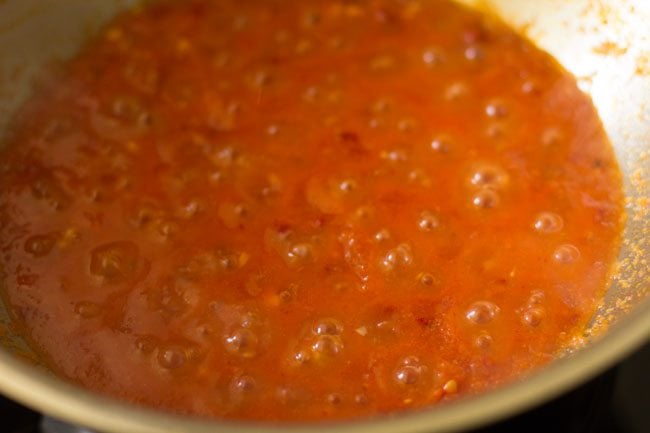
[[0, 0, 648, 432]]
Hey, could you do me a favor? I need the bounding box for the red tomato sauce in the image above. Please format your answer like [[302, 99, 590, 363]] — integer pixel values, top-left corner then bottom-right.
[[0, 0, 624, 422]]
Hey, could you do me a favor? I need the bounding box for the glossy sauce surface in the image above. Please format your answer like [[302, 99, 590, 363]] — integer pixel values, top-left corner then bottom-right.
[[0, 0, 623, 422]]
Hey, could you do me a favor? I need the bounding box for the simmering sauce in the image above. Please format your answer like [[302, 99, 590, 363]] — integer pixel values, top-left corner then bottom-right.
[[0, 0, 624, 422]]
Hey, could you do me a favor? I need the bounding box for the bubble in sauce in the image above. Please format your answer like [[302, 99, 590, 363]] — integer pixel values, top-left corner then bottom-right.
[[475, 332, 493, 349], [338, 178, 358, 193], [157, 345, 186, 369], [230, 375, 256, 404], [369, 97, 391, 114], [89, 241, 139, 283], [522, 307, 545, 327], [445, 81, 469, 101], [31, 175, 70, 210], [313, 318, 343, 336], [468, 163, 509, 189], [528, 290, 546, 306], [541, 127, 563, 146], [326, 393, 342, 405], [471, 188, 500, 209], [394, 357, 425, 386], [408, 168, 431, 187], [486, 123, 506, 139], [249, 70, 272, 88], [135, 335, 158, 355], [418, 210, 440, 231], [156, 219, 179, 239], [286, 243, 313, 264], [380, 243, 413, 272], [380, 149, 408, 162], [521, 80, 541, 95], [534, 212, 564, 234], [417, 272, 438, 287], [276, 385, 309, 407], [374, 229, 391, 242], [311, 335, 343, 358], [466, 301, 500, 325], [292, 350, 312, 366], [111, 96, 151, 127], [430, 134, 453, 153], [218, 202, 248, 229], [302, 86, 319, 103], [485, 100, 509, 118], [400, 356, 421, 366], [224, 328, 259, 358], [178, 200, 201, 219], [397, 118, 417, 132], [464, 45, 484, 61], [24, 234, 56, 257], [354, 393, 368, 405], [553, 244, 580, 264], [394, 365, 421, 385], [422, 47, 444, 66], [74, 301, 101, 318]]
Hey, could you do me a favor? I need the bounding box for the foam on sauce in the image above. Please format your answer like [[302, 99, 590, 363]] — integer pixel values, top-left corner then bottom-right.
[[0, 0, 624, 422]]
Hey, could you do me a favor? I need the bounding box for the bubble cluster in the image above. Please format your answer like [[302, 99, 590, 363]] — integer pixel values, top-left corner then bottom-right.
[[292, 318, 345, 365], [520, 290, 547, 327], [467, 163, 509, 210], [0, 0, 624, 421]]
